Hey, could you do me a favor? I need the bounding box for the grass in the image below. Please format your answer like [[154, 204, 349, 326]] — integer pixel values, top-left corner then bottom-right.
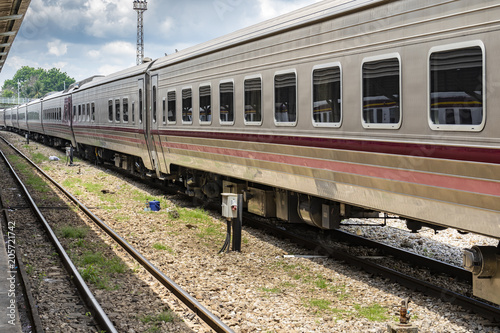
[[354, 304, 388, 322], [152, 243, 174, 253], [76, 251, 127, 289], [59, 226, 89, 239], [140, 310, 175, 332]]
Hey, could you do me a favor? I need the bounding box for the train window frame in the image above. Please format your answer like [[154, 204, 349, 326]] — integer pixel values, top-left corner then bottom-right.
[[311, 63, 342, 128], [162, 97, 166, 125], [115, 98, 121, 122], [199, 83, 212, 125], [131, 101, 135, 124], [274, 69, 298, 127], [123, 97, 129, 123], [427, 41, 485, 132], [361, 53, 402, 130], [91, 102, 96, 122], [167, 89, 177, 124], [78, 104, 82, 123], [244, 74, 263, 126], [181, 86, 193, 125], [86, 103, 90, 122], [219, 79, 235, 126], [108, 99, 113, 122]]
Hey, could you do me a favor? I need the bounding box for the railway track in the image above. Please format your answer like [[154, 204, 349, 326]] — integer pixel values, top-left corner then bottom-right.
[[0, 135, 234, 333], [0, 139, 114, 332], [243, 216, 500, 323]]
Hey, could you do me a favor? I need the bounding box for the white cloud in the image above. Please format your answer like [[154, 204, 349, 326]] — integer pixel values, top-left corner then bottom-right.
[[47, 40, 68, 56]]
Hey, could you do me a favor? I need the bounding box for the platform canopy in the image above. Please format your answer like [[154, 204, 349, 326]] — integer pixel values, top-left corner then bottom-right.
[[0, 0, 31, 73]]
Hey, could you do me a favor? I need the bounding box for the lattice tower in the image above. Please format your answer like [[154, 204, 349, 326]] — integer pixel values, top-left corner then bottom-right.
[[133, 0, 148, 65]]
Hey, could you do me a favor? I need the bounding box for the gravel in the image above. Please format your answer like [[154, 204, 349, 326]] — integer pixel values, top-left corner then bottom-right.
[[2, 130, 500, 333]]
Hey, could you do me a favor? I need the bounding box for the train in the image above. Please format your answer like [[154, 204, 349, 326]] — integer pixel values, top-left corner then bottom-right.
[[0, 0, 499, 305]]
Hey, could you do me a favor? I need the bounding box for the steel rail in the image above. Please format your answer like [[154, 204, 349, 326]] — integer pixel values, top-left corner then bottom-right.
[[243, 216, 500, 323], [2, 138, 234, 333], [0, 179, 44, 332], [0, 146, 118, 333], [331, 228, 472, 283]]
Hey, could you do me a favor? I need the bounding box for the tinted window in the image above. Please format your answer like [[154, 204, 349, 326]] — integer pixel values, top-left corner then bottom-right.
[[167, 91, 176, 122], [123, 98, 128, 123], [244, 78, 262, 123], [199, 85, 211, 122], [362, 57, 400, 126], [220, 82, 234, 123], [182, 88, 192, 123], [430, 46, 483, 127], [275, 72, 297, 123], [313, 66, 341, 124], [108, 100, 113, 121]]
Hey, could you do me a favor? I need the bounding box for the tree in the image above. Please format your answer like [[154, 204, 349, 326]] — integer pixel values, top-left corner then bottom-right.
[[1, 66, 75, 99]]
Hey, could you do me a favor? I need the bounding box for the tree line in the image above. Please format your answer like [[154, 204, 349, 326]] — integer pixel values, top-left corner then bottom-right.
[[1, 66, 76, 99]]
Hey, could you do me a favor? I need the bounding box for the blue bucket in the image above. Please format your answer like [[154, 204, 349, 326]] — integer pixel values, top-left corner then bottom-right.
[[149, 200, 160, 211]]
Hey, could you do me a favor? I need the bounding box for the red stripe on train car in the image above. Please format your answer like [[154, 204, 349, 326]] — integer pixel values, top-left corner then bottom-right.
[[162, 141, 500, 197], [152, 130, 500, 165]]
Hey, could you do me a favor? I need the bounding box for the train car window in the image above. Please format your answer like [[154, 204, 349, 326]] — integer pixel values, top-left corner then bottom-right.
[[123, 98, 129, 123], [152, 86, 157, 123], [162, 98, 166, 124], [362, 54, 401, 129], [312, 64, 342, 127], [199, 85, 211, 124], [428, 42, 484, 131], [219, 81, 234, 124], [244, 76, 262, 125], [86, 103, 90, 122], [115, 99, 121, 122], [182, 88, 192, 123], [73, 106, 76, 121], [108, 100, 113, 122], [274, 71, 297, 125], [132, 102, 135, 123], [139, 89, 143, 123], [78, 105, 82, 123], [167, 91, 176, 123], [91, 102, 95, 122]]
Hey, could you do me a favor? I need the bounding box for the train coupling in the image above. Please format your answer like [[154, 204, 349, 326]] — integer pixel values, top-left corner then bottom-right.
[[463, 245, 500, 305]]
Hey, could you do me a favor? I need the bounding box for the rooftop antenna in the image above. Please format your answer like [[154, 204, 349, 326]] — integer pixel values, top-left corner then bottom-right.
[[133, 0, 147, 65]]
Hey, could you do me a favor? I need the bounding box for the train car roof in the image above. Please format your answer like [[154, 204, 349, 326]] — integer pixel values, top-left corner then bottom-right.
[[151, 0, 386, 69], [75, 61, 153, 91]]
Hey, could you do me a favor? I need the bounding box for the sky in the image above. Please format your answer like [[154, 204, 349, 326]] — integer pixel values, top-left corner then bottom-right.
[[0, 0, 323, 88]]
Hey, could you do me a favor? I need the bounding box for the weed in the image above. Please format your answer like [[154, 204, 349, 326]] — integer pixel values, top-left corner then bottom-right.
[[354, 304, 388, 322], [141, 310, 175, 331], [260, 287, 281, 293], [59, 226, 88, 239], [152, 243, 174, 253]]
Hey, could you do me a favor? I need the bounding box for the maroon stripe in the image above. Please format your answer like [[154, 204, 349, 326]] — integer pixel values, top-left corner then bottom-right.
[[154, 130, 500, 165]]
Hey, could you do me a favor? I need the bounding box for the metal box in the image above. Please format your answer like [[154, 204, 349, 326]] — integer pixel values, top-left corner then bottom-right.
[[221, 193, 238, 219], [248, 187, 275, 217], [276, 190, 301, 223]]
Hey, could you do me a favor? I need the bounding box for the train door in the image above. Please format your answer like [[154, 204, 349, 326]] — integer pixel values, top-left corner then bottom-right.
[[138, 77, 158, 174], [150, 75, 169, 176], [64, 96, 77, 147]]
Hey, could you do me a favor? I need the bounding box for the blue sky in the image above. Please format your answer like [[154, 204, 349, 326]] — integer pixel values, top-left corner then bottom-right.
[[0, 0, 322, 87]]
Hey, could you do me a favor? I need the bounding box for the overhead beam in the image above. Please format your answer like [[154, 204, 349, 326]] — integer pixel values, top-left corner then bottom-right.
[[0, 14, 23, 21]]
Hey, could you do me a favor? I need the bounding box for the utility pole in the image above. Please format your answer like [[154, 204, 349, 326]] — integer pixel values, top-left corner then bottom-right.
[[133, 0, 147, 65]]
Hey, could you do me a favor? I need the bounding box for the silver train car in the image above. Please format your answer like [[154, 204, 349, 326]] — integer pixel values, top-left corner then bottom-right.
[[7, 0, 500, 304], [0, 109, 4, 129]]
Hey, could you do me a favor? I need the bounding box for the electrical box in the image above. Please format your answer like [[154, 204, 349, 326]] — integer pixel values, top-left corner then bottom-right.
[[221, 193, 238, 219], [248, 187, 275, 217]]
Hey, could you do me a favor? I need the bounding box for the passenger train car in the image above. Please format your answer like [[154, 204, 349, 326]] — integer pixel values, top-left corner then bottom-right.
[[2, 0, 500, 304]]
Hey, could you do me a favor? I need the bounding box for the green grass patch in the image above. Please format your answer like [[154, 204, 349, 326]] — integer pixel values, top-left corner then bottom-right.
[[354, 304, 388, 322], [31, 152, 47, 164], [76, 251, 127, 289], [141, 310, 175, 332], [260, 287, 281, 293], [152, 243, 174, 253], [59, 226, 89, 239]]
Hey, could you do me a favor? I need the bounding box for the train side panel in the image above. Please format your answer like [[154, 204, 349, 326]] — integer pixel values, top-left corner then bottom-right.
[[149, 0, 500, 238]]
